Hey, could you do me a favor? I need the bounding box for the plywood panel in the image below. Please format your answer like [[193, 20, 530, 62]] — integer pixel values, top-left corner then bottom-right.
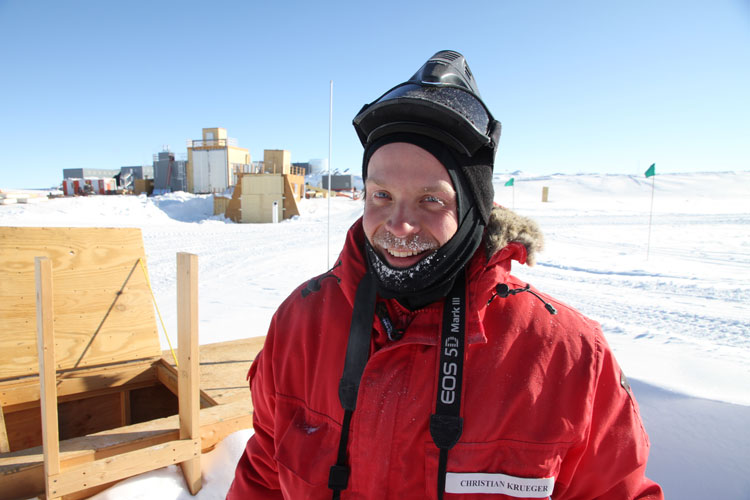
[[59, 393, 123, 441], [4, 405, 42, 451], [0, 227, 161, 379], [283, 174, 302, 218], [129, 384, 178, 423]]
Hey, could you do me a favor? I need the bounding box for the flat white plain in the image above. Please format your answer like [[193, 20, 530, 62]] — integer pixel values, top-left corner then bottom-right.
[[3, 170, 748, 499]]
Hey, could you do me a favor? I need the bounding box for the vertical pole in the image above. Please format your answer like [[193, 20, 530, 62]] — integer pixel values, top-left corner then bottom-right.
[[36, 256, 61, 500], [646, 175, 655, 260], [177, 252, 201, 494], [328, 80, 333, 269]]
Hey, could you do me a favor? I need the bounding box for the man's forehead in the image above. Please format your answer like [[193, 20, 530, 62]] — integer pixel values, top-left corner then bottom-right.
[[365, 172, 454, 193], [366, 142, 454, 187]]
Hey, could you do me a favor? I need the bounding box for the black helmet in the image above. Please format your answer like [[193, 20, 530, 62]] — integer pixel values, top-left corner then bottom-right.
[[353, 50, 501, 158]]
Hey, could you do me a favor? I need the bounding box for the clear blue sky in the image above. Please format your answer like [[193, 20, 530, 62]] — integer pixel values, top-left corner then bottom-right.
[[1, 0, 748, 189]]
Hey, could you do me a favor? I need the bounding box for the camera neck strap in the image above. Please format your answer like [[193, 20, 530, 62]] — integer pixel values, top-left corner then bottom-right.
[[430, 269, 466, 500], [329, 269, 467, 500]]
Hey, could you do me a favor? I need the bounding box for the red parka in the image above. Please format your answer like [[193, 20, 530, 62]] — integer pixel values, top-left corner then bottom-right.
[[228, 208, 663, 499]]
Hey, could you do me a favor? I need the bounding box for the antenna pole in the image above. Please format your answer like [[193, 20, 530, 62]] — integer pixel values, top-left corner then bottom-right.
[[327, 80, 333, 269], [646, 174, 655, 260]]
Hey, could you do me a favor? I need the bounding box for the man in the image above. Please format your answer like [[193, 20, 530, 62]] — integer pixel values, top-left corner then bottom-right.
[[228, 51, 662, 499]]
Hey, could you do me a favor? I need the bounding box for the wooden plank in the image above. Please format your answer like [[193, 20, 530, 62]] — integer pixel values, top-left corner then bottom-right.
[[155, 359, 217, 408], [128, 384, 178, 423], [47, 439, 200, 498], [0, 227, 161, 379], [35, 256, 61, 500], [177, 252, 202, 494], [0, 407, 9, 453], [185, 337, 264, 405], [0, 359, 159, 407], [225, 174, 243, 222], [3, 404, 43, 451], [58, 393, 123, 441]]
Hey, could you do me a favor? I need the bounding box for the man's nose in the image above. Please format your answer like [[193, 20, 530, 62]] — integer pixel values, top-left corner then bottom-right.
[[385, 203, 419, 238]]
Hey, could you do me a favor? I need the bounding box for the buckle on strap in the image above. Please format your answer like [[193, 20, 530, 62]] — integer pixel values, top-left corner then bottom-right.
[[328, 464, 350, 491]]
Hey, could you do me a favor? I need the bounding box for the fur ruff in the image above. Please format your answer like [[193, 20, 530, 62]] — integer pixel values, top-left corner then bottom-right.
[[484, 206, 544, 265]]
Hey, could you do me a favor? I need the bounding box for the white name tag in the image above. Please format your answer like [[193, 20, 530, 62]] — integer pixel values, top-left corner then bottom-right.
[[445, 472, 554, 498]]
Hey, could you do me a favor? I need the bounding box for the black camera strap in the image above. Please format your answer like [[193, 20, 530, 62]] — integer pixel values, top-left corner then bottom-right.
[[430, 269, 466, 500], [329, 271, 376, 499], [329, 270, 466, 499]]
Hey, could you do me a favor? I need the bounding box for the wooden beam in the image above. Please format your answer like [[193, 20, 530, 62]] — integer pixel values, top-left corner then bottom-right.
[[46, 438, 200, 498], [0, 359, 159, 408], [177, 252, 202, 494], [0, 407, 9, 453], [154, 358, 217, 408], [35, 256, 61, 500]]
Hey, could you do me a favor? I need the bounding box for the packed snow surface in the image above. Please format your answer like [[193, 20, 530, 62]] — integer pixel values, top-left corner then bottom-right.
[[2, 171, 748, 499]]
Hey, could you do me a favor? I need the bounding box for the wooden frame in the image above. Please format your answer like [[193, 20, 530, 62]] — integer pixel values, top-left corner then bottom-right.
[[0, 229, 259, 499], [35, 253, 202, 499]]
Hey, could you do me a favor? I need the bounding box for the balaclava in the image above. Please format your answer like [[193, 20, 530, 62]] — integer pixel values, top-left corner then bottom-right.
[[353, 50, 501, 309], [329, 51, 504, 500]]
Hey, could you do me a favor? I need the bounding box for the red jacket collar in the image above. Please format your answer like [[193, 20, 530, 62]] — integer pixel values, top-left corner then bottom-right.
[[333, 218, 528, 345]]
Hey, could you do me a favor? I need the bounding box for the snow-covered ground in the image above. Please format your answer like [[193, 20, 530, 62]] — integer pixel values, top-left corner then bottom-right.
[[2, 171, 748, 499]]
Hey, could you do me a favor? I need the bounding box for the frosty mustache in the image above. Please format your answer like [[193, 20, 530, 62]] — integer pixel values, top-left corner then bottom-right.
[[372, 232, 439, 253]]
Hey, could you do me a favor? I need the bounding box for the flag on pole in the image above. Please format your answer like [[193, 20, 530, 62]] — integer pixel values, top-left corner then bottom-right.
[[644, 163, 656, 178], [504, 178, 514, 187]]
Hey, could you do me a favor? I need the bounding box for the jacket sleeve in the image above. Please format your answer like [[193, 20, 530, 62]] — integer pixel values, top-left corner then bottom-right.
[[226, 322, 284, 499], [558, 333, 664, 499]]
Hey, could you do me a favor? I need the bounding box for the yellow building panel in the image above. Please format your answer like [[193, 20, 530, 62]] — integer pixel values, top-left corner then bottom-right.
[[241, 173, 284, 195], [203, 127, 227, 141], [239, 194, 283, 223], [263, 150, 291, 174]]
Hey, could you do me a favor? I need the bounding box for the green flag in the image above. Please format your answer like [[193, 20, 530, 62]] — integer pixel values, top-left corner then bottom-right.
[[644, 163, 655, 178], [505, 178, 514, 187]]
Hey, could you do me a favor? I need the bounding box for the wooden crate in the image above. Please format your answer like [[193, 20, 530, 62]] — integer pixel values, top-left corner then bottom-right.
[[0, 228, 224, 499]]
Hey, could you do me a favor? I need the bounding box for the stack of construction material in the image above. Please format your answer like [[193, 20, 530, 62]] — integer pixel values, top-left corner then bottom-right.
[[0, 190, 48, 205]]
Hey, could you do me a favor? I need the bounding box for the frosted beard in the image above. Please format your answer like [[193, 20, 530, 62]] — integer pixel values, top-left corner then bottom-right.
[[364, 208, 485, 310], [370, 231, 439, 263]]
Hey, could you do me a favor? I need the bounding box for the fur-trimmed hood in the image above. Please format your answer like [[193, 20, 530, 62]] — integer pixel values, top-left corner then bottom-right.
[[484, 205, 544, 266]]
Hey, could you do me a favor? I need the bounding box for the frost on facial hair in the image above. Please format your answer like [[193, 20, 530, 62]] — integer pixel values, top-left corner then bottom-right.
[[370, 247, 444, 288], [369, 232, 444, 289], [372, 232, 438, 254]]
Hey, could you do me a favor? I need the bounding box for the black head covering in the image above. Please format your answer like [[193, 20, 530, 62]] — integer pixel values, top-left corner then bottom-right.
[[354, 50, 501, 225], [353, 50, 501, 308]]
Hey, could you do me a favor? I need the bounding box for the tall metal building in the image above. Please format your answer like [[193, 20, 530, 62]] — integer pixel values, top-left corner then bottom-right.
[[152, 150, 187, 193]]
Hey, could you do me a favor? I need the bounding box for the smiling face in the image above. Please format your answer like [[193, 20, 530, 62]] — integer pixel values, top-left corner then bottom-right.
[[363, 142, 459, 268]]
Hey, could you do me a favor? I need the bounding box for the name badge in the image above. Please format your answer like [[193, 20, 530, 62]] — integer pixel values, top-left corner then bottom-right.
[[445, 472, 554, 498]]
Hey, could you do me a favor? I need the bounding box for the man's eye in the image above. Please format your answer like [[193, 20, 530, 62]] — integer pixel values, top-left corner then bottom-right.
[[372, 191, 390, 200], [423, 195, 444, 205]]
